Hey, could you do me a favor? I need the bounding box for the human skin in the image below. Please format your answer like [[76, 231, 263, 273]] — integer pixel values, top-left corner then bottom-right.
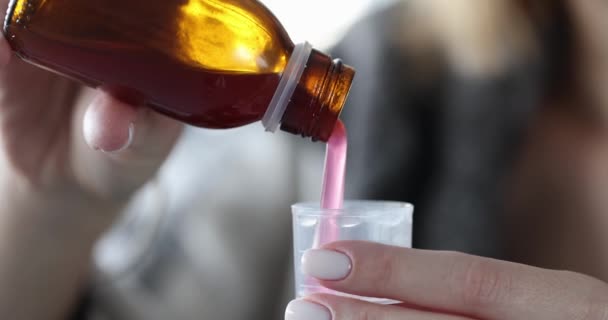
[[0, 0, 183, 318]]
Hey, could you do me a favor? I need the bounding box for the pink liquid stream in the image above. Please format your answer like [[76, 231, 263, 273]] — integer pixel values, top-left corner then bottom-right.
[[315, 120, 347, 246], [303, 121, 347, 294]]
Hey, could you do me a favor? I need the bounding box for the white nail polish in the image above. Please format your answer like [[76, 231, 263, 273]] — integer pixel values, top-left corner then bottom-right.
[[302, 249, 352, 281], [101, 123, 135, 154], [125, 122, 135, 147], [285, 300, 331, 320]]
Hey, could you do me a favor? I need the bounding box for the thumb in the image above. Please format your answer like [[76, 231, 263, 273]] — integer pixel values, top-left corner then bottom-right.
[[75, 90, 183, 202], [83, 92, 136, 153]]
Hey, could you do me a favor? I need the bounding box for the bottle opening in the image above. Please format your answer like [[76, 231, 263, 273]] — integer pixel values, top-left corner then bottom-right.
[[280, 51, 355, 142]]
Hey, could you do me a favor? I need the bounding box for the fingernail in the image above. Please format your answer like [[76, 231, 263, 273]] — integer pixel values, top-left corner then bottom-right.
[[302, 249, 352, 281], [101, 122, 135, 153], [285, 299, 331, 320]]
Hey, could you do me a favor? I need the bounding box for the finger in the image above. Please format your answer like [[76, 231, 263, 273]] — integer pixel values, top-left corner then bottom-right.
[[73, 89, 183, 202], [83, 92, 137, 153], [285, 294, 473, 320], [82, 89, 183, 158], [304, 241, 608, 320]]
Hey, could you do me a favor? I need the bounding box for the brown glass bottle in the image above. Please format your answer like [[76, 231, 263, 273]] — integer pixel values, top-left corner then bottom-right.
[[4, 0, 355, 141]]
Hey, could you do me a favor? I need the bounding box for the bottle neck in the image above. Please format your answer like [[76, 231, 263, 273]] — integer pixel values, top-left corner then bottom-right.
[[279, 49, 355, 142]]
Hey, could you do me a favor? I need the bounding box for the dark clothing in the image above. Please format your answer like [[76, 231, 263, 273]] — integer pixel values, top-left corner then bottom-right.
[[334, 2, 565, 257]]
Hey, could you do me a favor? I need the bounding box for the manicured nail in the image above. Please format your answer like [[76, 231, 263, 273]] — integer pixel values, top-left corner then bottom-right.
[[101, 123, 134, 153], [302, 249, 352, 281], [285, 299, 331, 320]]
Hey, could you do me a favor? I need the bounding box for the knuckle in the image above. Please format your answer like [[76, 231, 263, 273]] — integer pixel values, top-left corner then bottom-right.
[[453, 254, 513, 309], [579, 301, 608, 320], [571, 273, 608, 320], [370, 249, 399, 293], [357, 308, 382, 320]]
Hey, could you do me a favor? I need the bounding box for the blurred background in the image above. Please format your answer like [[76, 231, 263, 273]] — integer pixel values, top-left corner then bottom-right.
[[88, 1, 608, 320], [262, 0, 397, 49]]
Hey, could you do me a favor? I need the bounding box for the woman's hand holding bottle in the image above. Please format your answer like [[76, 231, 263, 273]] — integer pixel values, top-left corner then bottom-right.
[[0, 2, 182, 315]]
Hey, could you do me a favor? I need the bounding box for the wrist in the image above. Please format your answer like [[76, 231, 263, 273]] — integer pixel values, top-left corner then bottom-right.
[[0, 178, 125, 243], [0, 185, 124, 320]]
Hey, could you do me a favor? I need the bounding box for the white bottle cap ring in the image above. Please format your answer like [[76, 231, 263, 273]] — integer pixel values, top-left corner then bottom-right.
[[262, 42, 313, 133]]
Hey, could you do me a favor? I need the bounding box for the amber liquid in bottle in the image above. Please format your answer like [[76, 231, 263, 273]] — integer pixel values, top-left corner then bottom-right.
[[4, 0, 355, 140]]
